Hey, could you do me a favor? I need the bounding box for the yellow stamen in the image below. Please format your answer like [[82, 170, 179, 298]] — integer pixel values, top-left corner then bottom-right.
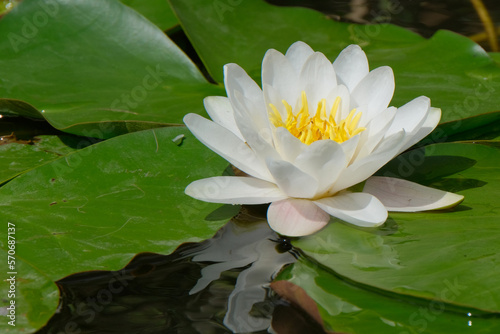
[[269, 91, 366, 145]]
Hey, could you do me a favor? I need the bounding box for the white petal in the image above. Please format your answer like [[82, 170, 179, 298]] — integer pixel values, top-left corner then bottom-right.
[[331, 131, 405, 192], [300, 52, 337, 107], [186, 176, 286, 205], [262, 49, 300, 111], [266, 158, 318, 198], [363, 176, 464, 212], [340, 135, 360, 164], [332, 44, 369, 92], [232, 91, 280, 160], [224, 63, 264, 110], [352, 66, 395, 122], [326, 84, 351, 121], [263, 83, 287, 119], [397, 107, 441, 154], [294, 140, 347, 195], [285, 41, 315, 73], [274, 127, 306, 162], [224, 63, 271, 138], [184, 113, 273, 182], [268, 198, 330, 236], [354, 107, 397, 161], [204, 96, 244, 141], [314, 192, 387, 227], [387, 96, 430, 137]]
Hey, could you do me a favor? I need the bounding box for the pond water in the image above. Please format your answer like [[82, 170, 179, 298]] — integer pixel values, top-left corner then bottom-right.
[[35, 215, 327, 334]]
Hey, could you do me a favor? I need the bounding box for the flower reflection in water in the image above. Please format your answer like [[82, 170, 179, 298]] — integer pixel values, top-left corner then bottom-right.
[[36, 212, 313, 334]]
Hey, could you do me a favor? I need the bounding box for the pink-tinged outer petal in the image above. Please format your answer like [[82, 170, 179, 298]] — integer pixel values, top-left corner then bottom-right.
[[332, 44, 369, 92], [314, 192, 388, 227], [268, 198, 330, 236], [352, 66, 395, 123], [204, 96, 244, 141], [184, 113, 273, 182], [363, 176, 464, 212], [285, 41, 315, 73], [267, 158, 318, 198], [186, 176, 287, 205]]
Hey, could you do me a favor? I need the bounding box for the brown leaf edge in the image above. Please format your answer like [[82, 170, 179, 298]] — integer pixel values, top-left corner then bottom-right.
[[271, 280, 346, 334]]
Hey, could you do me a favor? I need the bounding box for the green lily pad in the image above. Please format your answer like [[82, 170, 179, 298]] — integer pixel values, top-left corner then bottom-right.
[[430, 112, 500, 145], [119, 0, 178, 31], [293, 142, 500, 313], [0, 0, 223, 139], [490, 52, 500, 63], [0, 126, 234, 332], [274, 258, 500, 334], [170, 0, 500, 136], [0, 135, 87, 185]]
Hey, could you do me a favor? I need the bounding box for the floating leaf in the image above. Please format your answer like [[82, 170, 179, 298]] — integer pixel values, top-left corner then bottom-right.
[[0, 0, 223, 139], [119, 0, 178, 31], [0, 135, 86, 185], [0, 127, 234, 332], [275, 257, 500, 333]]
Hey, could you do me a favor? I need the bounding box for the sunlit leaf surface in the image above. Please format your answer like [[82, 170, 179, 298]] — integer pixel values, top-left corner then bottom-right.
[[0, 135, 89, 184], [0, 127, 234, 331], [119, 0, 178, 31], [0, 0, 223, 138], [275, 258, 500, 334]]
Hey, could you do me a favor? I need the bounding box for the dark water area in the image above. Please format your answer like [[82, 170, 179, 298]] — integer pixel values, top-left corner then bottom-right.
[[267, 0, 500, 49], [0, 117, 61, 142], [36, 217, 326, 334]]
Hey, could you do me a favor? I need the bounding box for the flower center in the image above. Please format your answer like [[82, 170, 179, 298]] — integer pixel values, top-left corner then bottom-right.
[[269, 91, 365, 145]]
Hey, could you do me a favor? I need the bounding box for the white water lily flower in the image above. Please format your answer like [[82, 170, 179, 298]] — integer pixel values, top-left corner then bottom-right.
[[184, 41, 464, 237]]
